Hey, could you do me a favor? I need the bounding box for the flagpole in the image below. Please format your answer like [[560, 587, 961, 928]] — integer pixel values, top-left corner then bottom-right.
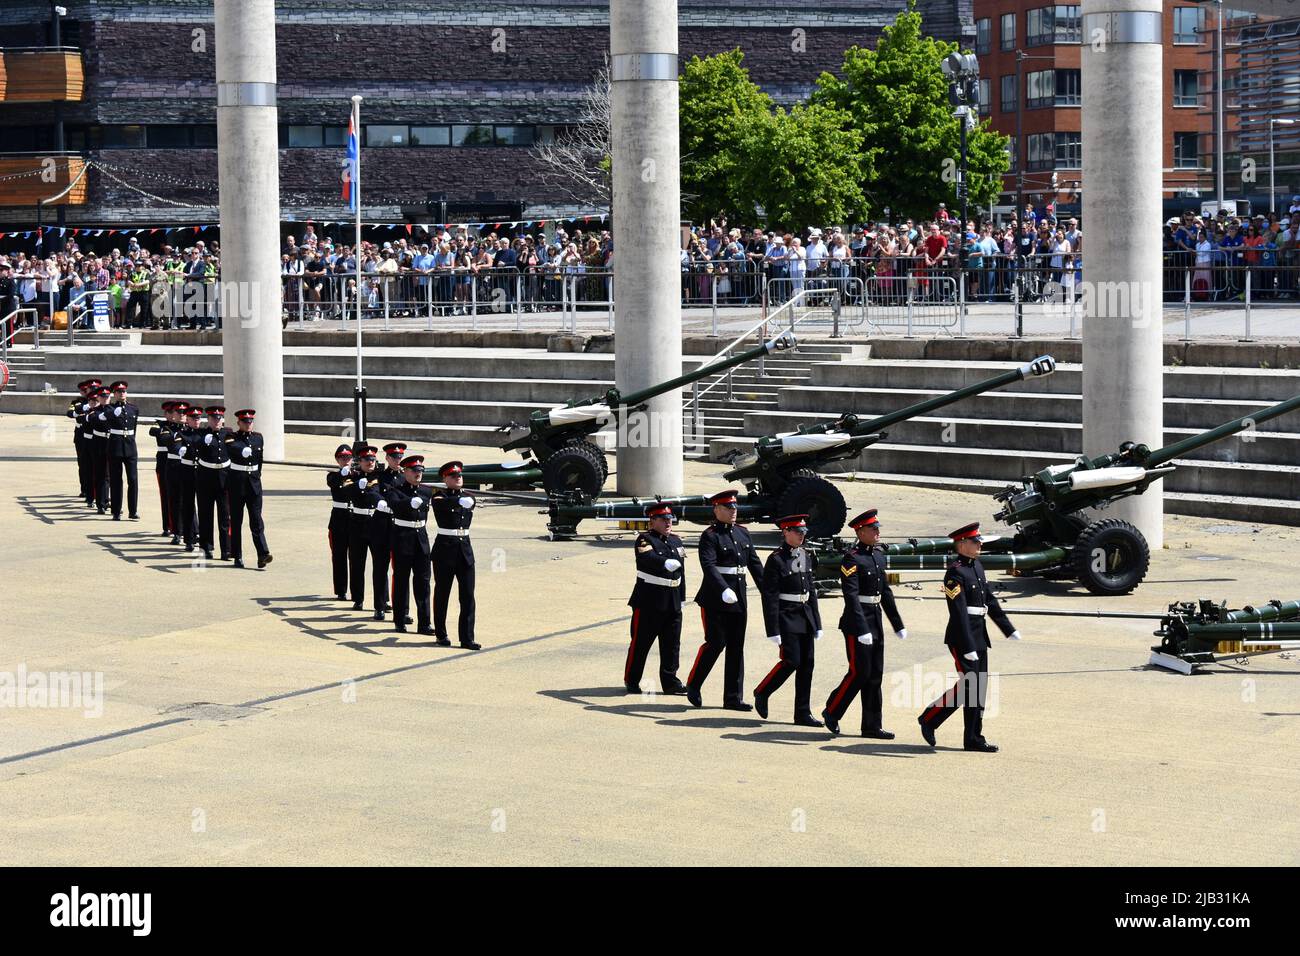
[[351, 94, 365, 444]]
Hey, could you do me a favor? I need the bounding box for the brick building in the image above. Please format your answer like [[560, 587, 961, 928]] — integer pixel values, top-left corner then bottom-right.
[[1, 0, 974, 232]]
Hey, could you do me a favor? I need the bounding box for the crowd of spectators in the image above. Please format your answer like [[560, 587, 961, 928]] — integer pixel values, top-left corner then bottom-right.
[[1163, 200, 1300, 301]]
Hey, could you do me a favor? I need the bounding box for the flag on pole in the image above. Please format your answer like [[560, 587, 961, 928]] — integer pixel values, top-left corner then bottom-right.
[[343, 114, 359, 210]]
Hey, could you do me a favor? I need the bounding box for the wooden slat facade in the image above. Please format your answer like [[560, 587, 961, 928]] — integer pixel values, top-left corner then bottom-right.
[[0, 157, 88, 207], [0, 50, 85, 102]]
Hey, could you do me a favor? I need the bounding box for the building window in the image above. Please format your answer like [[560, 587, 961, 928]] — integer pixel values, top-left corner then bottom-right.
[[978, 78, 991, 115], [1026, 69, 1080, 107], [452, 125, 494, 146], [1173, 70, 1199, 107], [1173, 131, 1200, 168], [976, 18, 992, 54], [322, 127, 347, 148], [1055, 69, 1081, 106], [410, 125, 450, 146], [1001, 12, 1016, 51], [146, 126, 193, 148], [1001, 74, 1018, 113], [366, 125, 408, 147], [1027, 5, 1081, 46], [194, 125, 218, 147], [1027, 132, 1055, 170], [1055, 132, 1082, 168], [495, 125, 535, 146], [102, 125, 146, 148], [1174, 6, 1205, 44], [287, 125, 323, 148], [1006, 135, 1018, 173]]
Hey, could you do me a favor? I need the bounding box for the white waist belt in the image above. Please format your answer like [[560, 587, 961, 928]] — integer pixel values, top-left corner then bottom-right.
[[859, 595, 882, 604], [967, 606, 987, 616], [350, 507, 375, 517], [713, 566, 743, 576], [167, 453, 181, 460], [109, 429, 136, 436], [436, 528, 471, 537], [198, 459, 229, 469], [779, 592, 810, 603], [229, 463, 258, 472], [331, 500, 350, 509], [637, 571, 680, 587], [92, 431, 109, 438], [393, 518, 426, 529]]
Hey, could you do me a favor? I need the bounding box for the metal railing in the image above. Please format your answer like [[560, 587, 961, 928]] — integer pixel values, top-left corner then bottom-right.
[[1, 308, 38, 361]]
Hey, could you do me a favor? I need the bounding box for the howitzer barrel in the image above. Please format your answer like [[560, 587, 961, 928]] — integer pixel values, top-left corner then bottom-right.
[[854, 355, 1057, 436], [1224, 599, 1300, 625], [1142, 391, 1300, 468], [615, 331, 796, 409]]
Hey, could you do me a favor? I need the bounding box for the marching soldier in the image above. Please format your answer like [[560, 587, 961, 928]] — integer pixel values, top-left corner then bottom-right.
[[343, 444, 380, 609], [380, 454, 435, 636], [431, 461, 480, 650], [67, 379, 100, 504], [170, 403, 202, 549], [624, 502, 688, 694], [226, 409, 272, 569], [753, 514, 824, 726], [105, 381, 141, 521], [917, 523, 1021, 753], [87, 386, 112, 514], [326, 444, 355, 601], [195, 405, 233, 560], [379, 443, 407, 488], [822, 510, 907, 738], [686, 489, 764, 710], [148, 400, 179, 535]]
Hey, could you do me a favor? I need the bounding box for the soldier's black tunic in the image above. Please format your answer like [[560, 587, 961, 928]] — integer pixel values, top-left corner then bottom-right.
[[105, 400, 140, 519], [687, 521, 764, 704], [343, 467, 388, 609], [194, 425, 232, 558], [226, 429, 269, 563], [169, 424, 199, 548], [67, 397, 93, 502], [919, 556, 1015, 747], [625, 529, 687, 691], [88, 404, 111, 512], [325, 464, 355, 599], [824, 544, 905, 734], [381, 481, 433, 631], [148, 417, 177, 534], [755, 544, 822, 720], [430, 489, 477, 646]]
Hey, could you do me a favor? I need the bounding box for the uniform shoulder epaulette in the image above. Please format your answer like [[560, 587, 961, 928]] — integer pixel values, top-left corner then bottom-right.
[[635, 534, 653, 553]]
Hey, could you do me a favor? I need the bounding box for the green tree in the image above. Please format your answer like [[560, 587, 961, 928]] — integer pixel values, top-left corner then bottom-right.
[[813, 2, 1009, 221]]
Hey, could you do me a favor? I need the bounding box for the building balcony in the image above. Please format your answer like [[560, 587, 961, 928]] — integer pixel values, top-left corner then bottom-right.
[[0, 48, 85, 102]]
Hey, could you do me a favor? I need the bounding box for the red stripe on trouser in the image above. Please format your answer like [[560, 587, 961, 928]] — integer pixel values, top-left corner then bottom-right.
[[687, 608, 710, 686], [624, 609, 641, 683], [921, 647, 968, 724], [826, 631, 858, 715], [755, 644, 786, 696]]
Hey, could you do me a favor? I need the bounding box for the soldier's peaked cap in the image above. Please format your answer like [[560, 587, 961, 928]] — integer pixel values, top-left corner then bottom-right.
[[334, 443, 353, 458], [234, 408, 255, 419], [205, 405, 225, 415], [438, 460, 463, 477], [709, 489, 740, 505], [401, 455, 426, 470], [383, 442, 407, 455], [949, 522, 982, 541], [185, 405, 202, 418], [849, 509, 880, 529], [777, 514, 808, 530], [109, 380, 128, 390], [645, 502, 674, 518]]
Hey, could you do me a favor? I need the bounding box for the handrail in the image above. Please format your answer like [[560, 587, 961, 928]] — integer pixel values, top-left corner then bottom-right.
[[2, 308, 39, 361], [62, 289, 100, 344]]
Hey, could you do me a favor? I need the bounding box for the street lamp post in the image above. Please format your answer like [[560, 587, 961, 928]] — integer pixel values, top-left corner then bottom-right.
[[942, 52, 980, 329], [1270, 118, 1296, 216]]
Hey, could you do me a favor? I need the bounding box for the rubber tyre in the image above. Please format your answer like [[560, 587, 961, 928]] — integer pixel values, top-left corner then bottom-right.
[[1070, 518, 1150, 596], [773, 475, 847, 538], [541, 443, 606, 499], [564, 438, 609, 480]]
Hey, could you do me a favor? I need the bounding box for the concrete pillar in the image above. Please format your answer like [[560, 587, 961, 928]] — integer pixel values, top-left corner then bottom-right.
[[215, 0, 285, 460], [611, 0, 683, 495], [1080, 0, 1164, 547]]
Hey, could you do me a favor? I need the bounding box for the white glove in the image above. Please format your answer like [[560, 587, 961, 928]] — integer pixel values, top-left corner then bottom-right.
[[458, 496, 474, 509], [410, 496, 423, 508], [767, 634, 781, 645], [376, 500, 391, 513], [357, 477, 367, 489], [963, 651, 979, 662], [857, 633, 873, 646], [339, 464, 351, 475], [241, 446, 252, 459], [1007, 630, 1022, 641], [815, 629, 823, 641], [176, 446, 186, 457], [721, 587, 738, 605], [113, 406, 122, 417], [663, 558, 681, 572], [896, 628, 908, 640], [204, 433, 213, 445]]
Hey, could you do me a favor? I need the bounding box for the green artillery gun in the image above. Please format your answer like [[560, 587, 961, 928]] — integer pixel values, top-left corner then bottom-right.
[[974, 599, 1300, 674], [546, 355, 1059, 538], [819, 391, 1300, 596], [458, 331, 796, 498]]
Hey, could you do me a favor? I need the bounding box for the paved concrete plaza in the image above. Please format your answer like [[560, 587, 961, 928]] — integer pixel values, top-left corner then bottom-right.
[[2, 413, 1298, 866]]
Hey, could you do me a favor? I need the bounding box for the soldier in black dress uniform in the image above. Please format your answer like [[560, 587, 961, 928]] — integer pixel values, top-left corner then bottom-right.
[[325, 444, 355, 601], [431, 461, 480, 650], [148, 400, 181, 535], [380, 443, 407, 488], [753, 514, 824, 726], [917, 522, 1021, 753], [87, 386, 112, 513], [104, 381, 141, 521], [226, 408, 272, 569], [686, 489, 764, 710], [342, 444, 378, 608], [624, 501, 689, 694], [170, 403, 202, 549], [67, 379, 100, 504], [380, 454, 435, 636], [195, 405, 232, 560], [822, 509, 908, 738]]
